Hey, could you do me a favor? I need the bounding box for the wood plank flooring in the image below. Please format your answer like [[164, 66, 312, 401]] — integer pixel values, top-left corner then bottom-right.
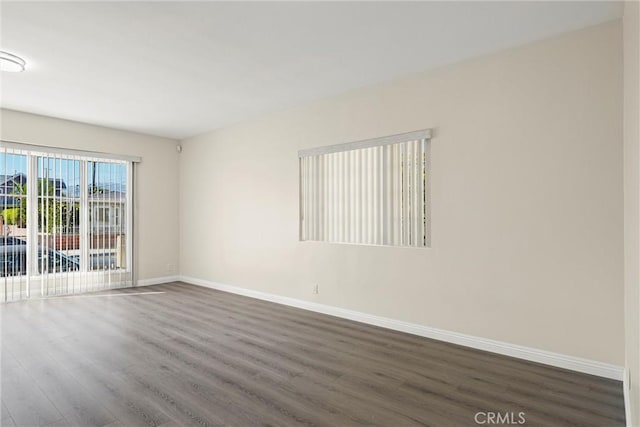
[[0, 282, 625, 426]]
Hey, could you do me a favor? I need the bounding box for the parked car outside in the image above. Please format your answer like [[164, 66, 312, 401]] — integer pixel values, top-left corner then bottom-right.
[[0, 236, 80, 277]]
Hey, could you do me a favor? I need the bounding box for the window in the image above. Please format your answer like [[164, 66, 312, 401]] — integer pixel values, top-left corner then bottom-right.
[[299, 129, 431, 248], [96, 207, 110, 223], [1, 141, 139, 301]]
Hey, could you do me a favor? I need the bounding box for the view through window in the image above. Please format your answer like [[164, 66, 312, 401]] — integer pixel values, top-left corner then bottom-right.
[[1, 144, 134, 301]]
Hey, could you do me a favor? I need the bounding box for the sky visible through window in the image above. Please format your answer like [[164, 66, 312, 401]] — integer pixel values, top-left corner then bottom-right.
[[1, 153, 126, 193], [1, 153, 27, 176]]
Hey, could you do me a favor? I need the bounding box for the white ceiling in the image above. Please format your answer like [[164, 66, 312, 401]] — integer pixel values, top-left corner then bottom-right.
[[0, 1, 622, 140]]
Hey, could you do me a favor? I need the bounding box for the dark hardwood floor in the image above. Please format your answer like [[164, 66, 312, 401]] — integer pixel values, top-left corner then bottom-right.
[[0, 282, 625, 427]]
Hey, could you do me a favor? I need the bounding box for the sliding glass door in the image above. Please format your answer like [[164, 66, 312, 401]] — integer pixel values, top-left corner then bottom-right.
[[86, 160, 130, 292], [1, 144, 134, 302]]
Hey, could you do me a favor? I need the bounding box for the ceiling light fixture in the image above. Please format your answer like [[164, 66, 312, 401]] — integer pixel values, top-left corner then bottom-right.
[[0, 51, 26, 72]]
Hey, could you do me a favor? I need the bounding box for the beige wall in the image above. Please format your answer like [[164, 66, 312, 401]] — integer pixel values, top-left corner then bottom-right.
[[0, 109, 180, 281], [179, 21, 624, 365], [624, 1, 640, 424]]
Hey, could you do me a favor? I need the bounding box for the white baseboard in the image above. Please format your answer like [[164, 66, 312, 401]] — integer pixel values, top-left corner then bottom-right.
[[624, 368, 632, 427], [137, 275, 180, 287], [178, 275, 625, 381]]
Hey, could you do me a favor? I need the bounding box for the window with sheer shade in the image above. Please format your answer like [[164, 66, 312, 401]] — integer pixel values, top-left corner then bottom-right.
[[298, 130, 431, 248]]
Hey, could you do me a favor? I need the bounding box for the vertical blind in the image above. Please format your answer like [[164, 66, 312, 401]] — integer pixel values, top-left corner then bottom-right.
[[299, 130, 431, 247], [1, 141, 138, 302]]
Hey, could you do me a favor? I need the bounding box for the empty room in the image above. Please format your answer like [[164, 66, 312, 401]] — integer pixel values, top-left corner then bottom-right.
[[1, 1, 639, 426]]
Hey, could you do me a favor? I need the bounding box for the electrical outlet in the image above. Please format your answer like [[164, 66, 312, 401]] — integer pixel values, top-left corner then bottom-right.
[[166, 263, 174, 273], [313, 284, 319, 294]]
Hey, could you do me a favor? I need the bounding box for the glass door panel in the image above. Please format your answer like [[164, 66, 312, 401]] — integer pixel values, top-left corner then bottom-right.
[[0, 151, 28, 301], [36, 156, 81, 296]]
